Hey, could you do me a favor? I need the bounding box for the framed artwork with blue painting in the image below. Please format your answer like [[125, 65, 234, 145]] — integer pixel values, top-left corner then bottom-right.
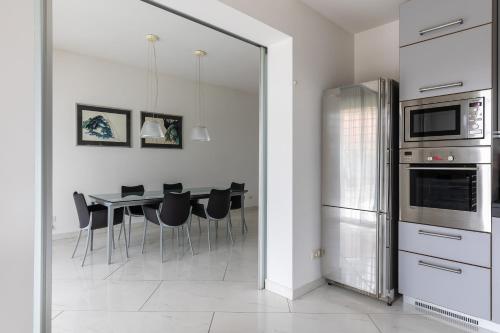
[[140, 112, 183, 149], [76, 104, 131, 147]]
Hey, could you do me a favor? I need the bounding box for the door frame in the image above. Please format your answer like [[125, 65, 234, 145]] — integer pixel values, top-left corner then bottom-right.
[[34, 0, 269, 331]]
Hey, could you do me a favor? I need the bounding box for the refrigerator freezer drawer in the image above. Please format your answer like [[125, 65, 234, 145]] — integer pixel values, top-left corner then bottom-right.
[[322, 206, 377, 295], [399, 251, 490, 320]]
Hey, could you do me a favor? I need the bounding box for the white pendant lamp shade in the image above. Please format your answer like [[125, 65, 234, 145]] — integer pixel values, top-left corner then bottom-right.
[[192, 50, 210, 142], [141, 34, 165, 139], [141, 120, 166, 138], [190, 125, 210, 142]]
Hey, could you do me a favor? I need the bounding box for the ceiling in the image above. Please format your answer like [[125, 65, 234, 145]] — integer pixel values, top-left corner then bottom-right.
[[53, 0, 261, 94], [300, 0, 406, 33]]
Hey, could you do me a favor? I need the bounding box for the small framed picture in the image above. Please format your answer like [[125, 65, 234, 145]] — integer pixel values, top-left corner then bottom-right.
[[141, 112, 183, 149], [76, 104, 131, 147]]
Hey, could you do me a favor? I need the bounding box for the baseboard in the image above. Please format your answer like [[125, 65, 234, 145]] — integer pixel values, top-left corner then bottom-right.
[[292, 277, 325, 299], [265, 279, 294, 299], [265, 277, 325, 300]]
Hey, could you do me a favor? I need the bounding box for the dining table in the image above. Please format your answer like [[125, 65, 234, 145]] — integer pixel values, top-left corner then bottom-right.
[[89, 187, 247, 264]]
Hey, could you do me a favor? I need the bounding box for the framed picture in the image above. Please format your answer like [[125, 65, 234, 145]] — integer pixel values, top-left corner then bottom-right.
[[76, 104, 131, 147], [140, 112, 183, 149]]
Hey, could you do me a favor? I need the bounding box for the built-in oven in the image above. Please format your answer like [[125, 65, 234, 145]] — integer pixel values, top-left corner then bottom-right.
[[400, 90, 491, 148], [400, 146, 491, 233]]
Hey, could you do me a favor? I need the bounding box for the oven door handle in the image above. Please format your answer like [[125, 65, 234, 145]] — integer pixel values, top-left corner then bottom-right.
[[406, 167, 477, 171]]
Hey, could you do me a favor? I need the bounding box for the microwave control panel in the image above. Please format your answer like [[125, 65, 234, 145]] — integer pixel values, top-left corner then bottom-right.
[[467, 98, 484, 138]]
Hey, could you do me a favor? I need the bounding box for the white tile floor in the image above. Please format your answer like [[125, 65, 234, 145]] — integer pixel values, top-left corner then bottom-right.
[[52, 208, 493, 332]]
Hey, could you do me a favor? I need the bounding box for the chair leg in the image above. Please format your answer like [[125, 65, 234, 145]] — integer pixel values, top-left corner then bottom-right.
[[176, 228, 180, 246], [81, 229, 91, 267], [160, 225, 164, 263], [112, 225, 116, 250], [128, 214, 132, 246], [71, 230, 82, 258], [227, 216, 234, 245], [90, 230, 94, 251], [141, 218, 148, 254], [185, 225, 194, 256], [242, 207, 248, 233], [207, 220, 211, 252], [198, 216, 202, 234], [118, 221, 123, 240], [122, 222, 129, 259]]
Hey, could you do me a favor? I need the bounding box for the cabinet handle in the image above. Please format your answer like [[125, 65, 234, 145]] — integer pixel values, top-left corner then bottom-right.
[[418, 230, 462, 240], [419, 82, 463, 93], [419, 19, 464, 36], [418, 260, 462, 274]]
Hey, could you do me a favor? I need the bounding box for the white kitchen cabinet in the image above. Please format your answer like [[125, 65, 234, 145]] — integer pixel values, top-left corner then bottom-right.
[[399, 222, 491, 268], [400, 0, 492, 47], [400, 24, 492, 101], [493, 218, 500, 323], [399, 251, 491, 320]]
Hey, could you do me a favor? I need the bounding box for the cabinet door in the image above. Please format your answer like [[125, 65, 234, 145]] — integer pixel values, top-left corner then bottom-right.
[[493, 218, 500, 323], [400, 0, 492, 47], [400, 24, 492, 101], [399, 251, 491, 320], [399, 222, 491, 268]]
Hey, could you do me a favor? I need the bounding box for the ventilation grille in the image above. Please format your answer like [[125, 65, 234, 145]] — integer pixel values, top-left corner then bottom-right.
[[414, 301, 479, 326]]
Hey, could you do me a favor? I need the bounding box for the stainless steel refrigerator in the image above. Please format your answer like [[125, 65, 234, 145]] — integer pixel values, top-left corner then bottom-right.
[[321, 78, 399, 304]]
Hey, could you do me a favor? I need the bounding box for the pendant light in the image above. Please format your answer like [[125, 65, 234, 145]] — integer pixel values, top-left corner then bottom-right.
[[191, 50, 210, 142], [140, 34, 166, 138]]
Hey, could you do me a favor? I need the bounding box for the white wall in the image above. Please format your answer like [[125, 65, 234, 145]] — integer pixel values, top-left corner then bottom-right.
[[53, 49, 259, 235], [219, 0, 354, 294], [0, 0, 36, 331], [355, 20, 399, 83]]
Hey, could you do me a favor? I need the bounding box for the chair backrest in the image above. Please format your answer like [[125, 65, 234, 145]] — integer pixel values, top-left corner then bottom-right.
[[207, 188, 231, 219], [121, 185, 145, 197], [163, 183, 183, 193], [159, 191, 191, 227], [73, 192, 90, 229], [230, 182, 245, 209]]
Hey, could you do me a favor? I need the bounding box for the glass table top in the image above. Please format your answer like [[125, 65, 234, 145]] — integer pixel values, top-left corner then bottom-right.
[[89, 187, 247, 204]]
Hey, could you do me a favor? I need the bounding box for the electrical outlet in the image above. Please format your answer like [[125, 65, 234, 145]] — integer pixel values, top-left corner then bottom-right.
[[312, 248, 325, 259], [249, 195, 253, 200]]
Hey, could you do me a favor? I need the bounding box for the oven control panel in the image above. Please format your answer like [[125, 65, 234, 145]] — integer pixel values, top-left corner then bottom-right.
[[467, 98, 484, 138], [400, 146, 491, 164]]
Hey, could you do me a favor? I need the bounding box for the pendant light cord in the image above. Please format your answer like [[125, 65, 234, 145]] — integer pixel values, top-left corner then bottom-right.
[[146, 38, 159, 117], [197, 54, 202, 126]]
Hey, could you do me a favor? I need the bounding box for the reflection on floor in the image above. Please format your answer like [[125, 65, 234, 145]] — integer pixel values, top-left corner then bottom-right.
[[52, 207, 492, 332]]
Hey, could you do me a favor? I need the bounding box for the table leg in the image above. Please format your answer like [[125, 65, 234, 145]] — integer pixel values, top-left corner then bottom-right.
[[107, 205, 114, 264]]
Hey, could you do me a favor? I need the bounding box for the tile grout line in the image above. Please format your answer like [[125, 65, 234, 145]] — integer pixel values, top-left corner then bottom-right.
[[137, 280, 163, 312], [103, 262, 127, 280], [367, 314, 383, 333], [51, 310, 64, 321], [208, 312, 215, 333]]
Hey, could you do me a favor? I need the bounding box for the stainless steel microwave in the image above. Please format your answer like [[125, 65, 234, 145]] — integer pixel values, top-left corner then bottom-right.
[[400, 90, 491, 148]]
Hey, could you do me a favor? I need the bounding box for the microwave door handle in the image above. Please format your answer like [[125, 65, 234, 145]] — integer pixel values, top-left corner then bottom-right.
[[406, 167, 477, 171]]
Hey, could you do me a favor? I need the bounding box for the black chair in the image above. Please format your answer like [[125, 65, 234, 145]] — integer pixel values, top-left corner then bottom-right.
[[141, 191, 194, 262], [119, 185, 145, 247], [230, 182, 247, 234], [191, 188, 233, 251], [163, 183, 183, 192], [72, 192, 127, 266]]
